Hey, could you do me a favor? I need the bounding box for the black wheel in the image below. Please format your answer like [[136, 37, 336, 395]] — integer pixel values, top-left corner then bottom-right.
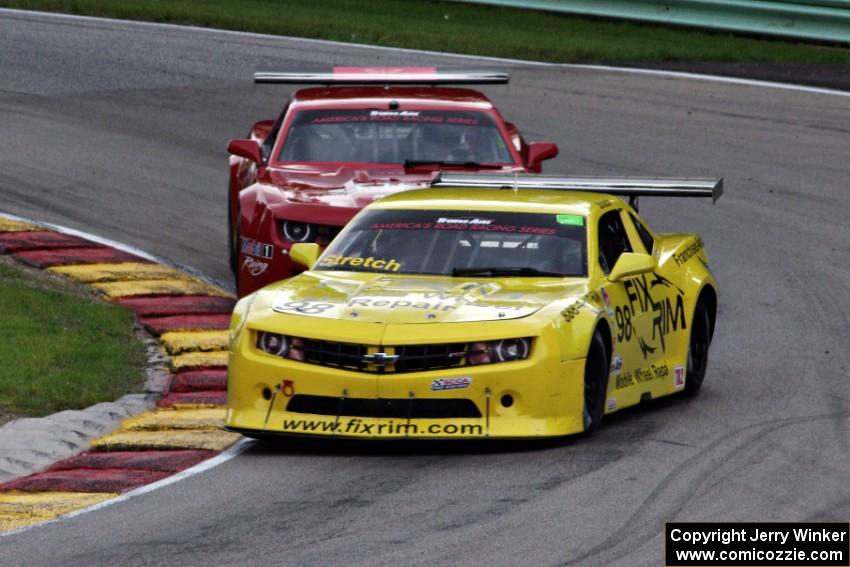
[[583, 330, 609, 433], [684, 298, 711, 396]]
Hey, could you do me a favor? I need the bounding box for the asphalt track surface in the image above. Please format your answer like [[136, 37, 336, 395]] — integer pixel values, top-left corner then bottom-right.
[[1, 10, 848, 567]]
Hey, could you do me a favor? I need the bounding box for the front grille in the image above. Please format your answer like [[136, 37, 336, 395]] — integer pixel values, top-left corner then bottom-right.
[[292, 337, 470, 374], [393, 342, 466, 373], [300, 338, 367, 371], [287, 395, 482, 419]]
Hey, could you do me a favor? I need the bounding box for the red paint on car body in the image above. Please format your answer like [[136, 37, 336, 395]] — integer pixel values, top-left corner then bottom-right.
[[228, 81, 558, 296]]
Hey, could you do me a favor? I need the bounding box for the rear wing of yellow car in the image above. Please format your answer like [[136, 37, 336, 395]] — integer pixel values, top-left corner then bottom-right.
[[254, 68, 510, 85], [432, 173, 723, 211]]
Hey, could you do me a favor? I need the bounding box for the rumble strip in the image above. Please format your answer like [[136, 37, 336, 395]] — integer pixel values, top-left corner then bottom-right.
[[0, 215, 241, 533]]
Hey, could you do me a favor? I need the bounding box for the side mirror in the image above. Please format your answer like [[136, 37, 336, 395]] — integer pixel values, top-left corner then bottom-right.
[[227, 139, 262, 164], [608, 253, 657, 282], [289, 243, 320, 269], [526, 141, 559, 172]]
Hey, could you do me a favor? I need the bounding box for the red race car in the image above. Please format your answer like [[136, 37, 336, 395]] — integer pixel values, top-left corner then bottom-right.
[[227, 67, 559, 296]]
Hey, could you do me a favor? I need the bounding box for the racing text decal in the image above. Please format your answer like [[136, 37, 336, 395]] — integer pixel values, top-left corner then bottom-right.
[[281, 418, 483, 437], [673, 237, 704, 266], [318, 255, 401, 272]]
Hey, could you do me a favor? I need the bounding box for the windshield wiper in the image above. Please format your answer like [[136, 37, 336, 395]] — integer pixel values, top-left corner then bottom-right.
[[451, 267, 565, 277], [403, 160, 506, 169]]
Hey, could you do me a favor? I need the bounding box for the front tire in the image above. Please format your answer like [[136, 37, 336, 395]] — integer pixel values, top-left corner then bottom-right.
[[583, 330, 609, 433], [684, 298, 711, 395]]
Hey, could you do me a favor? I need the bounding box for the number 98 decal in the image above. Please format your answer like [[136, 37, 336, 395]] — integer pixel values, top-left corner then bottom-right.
[[614, 305, 633, 342]]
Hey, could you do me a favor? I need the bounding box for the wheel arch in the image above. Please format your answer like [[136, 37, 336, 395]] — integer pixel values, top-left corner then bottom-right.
[[697, 284, 717, 342], [594, 317, 613, 365]]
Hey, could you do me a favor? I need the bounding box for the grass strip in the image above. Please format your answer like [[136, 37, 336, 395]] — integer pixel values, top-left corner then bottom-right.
[[2, 0, 849, 64], [0, 257, 145, 419]]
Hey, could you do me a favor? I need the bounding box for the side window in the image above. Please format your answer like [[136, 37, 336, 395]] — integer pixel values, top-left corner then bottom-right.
[[261, 104, 289, 161], [629, 213, 655, 254], [597, 210, 632, 274]]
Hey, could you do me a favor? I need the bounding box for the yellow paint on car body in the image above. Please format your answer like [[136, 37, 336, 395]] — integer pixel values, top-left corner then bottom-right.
[[91, 279, 230, 299], [0, 491, 117, 533], [120, 408, 227, 431], [227, 187, 720, 439], [90, 429, 240, 452], [0, 218, 40, 232], [48, 262, 193, 283], [159, 331, 229, 355], [170, 350, 229, 371]]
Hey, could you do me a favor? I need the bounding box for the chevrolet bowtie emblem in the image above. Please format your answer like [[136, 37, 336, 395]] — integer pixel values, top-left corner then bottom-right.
[[362, 352, 399, 366]]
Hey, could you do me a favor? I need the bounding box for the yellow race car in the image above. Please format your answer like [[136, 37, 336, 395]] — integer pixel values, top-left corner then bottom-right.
[[225, 173, 721, 439]]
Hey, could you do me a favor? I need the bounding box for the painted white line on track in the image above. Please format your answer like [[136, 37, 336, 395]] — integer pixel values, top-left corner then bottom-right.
[[0, 438, 255, 538], [1, 7, 848, 98]]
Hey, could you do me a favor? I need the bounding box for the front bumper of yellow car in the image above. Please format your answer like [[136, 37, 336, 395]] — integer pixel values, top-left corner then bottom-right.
[[225, 325, 587, 440]]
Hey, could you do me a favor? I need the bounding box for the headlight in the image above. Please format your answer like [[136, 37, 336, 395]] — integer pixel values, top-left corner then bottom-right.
[[491, 338, 530, 362], [466, 338, 532, 365], [257, 331, 289, 357], [282, 221, 315, 243]]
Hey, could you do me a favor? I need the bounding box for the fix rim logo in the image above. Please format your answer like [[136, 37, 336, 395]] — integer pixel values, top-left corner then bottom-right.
[[614, 272, 687, 359]]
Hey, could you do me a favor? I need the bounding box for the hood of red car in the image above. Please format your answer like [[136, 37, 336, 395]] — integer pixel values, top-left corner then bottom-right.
[[260, 165, 435, 209]]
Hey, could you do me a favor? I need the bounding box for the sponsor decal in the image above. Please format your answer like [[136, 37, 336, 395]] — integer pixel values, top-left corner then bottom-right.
[[556, 214, 584, 226], [318, 255, 401, 272], [436, 217, 492, 225], [281, 418, 484, 436], [370, 221, 555, 234], [672, 236, 705, 266], [615, 363, 669, 390], [600, 287, 611, 309], [606, 398, 617, 412], [560, 291, 601, 323], [240, 237, 274, 259], [610, 355, 623, 376], [614, 272, 687, 358], [431, 376, 472, 391], [674, 365, 686, 390], [369, 110, 420, 117], [311, 113, 478, 125], [242, 256, 269, 277]]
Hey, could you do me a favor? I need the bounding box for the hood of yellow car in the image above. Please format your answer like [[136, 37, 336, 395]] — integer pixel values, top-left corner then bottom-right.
[[264, 271, 586, 324]]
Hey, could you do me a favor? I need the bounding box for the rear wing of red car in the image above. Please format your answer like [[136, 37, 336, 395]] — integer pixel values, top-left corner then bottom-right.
[[433, 173, 723, 209], [253, 67, 510, 85]]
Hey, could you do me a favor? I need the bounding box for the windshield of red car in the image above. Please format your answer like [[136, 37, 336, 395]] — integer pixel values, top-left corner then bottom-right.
[[315, 209, 587, 277], [277, 109, 514, 165]]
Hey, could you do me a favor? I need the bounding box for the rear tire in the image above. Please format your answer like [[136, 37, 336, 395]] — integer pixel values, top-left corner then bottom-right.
[[684, 298, 711, 396], [583, 330, 609, 433]]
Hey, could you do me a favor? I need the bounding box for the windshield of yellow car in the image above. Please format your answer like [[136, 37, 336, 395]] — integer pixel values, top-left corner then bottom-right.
[[278, 109, 513, 165], [315, 209, 587, 277]]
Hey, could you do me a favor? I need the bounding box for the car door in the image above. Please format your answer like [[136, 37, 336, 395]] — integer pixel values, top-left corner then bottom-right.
[[595, 208, 664, 396]]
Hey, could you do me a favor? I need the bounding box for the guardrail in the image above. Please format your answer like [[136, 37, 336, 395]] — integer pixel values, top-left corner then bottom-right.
[[452, 1, 850, 44]]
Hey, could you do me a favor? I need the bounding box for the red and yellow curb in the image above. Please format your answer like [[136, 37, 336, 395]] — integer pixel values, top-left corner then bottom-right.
[[0, 216, 238, 533]]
